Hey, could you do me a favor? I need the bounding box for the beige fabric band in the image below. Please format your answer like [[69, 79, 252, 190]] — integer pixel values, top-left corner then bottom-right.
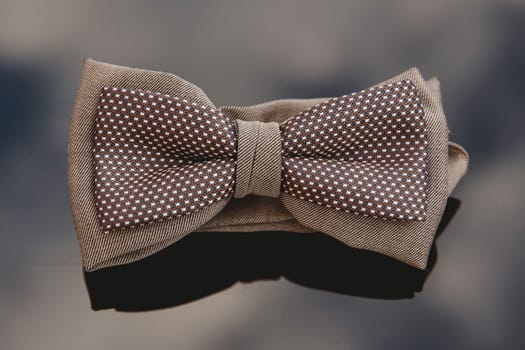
[[233, 120, 282, 199], [68, 59, 468, 272]]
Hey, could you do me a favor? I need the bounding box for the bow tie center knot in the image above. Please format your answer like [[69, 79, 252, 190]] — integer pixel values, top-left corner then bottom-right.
[[233, 120, 282, 199]]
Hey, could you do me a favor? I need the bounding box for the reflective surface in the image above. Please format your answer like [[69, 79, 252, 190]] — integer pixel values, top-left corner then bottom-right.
[[1, 0, 524, 349]]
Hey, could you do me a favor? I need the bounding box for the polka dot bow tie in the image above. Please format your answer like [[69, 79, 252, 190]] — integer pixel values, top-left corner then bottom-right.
[[69, 59, 468, 271], [94, 80, 429, 232]]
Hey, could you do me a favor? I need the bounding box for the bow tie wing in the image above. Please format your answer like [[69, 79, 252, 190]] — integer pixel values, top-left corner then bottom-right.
[[93, 87, 237, 232], [280, 80, 429, 220]]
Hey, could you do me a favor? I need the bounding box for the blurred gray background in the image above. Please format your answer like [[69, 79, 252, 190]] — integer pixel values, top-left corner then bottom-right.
[[1, 0, 524, 349]]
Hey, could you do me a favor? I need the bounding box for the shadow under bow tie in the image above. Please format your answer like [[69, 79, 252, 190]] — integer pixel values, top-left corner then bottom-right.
[[84, 198, 461, 311]]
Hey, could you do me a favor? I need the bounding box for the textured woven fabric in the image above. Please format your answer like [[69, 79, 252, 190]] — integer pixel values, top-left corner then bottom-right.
[[233, 120, 282, 199], [68, 59, 468, 271]]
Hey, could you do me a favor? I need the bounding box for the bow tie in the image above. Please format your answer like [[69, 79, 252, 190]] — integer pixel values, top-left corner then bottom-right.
[[94, 80, 428, 232], [68, 59, 468, 272]]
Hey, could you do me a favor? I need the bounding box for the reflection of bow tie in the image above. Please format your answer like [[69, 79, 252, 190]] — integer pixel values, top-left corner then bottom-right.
[[94, 80, 428, 232], [68, 59, 468, 272]]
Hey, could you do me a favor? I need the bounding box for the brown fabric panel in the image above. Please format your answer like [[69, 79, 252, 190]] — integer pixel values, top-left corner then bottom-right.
[[68, 59, 468, 272]]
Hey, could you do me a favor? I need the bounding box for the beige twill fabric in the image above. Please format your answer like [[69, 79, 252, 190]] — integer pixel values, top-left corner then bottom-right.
[[233, 120, 282, 199], [68, 59, 468, 271]]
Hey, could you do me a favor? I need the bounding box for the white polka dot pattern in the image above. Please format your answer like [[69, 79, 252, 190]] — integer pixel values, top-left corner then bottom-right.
[[93, 80, 429, 233], [93, 87, 237, 232], [280, 80, 429, 220]]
